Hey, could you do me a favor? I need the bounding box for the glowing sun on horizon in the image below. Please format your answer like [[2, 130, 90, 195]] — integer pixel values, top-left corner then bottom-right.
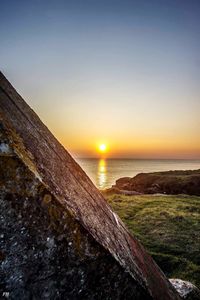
[[99, 143, 107, 152]]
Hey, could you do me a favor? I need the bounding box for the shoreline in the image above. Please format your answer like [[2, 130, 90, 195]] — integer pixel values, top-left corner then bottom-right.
[[101, 169, 200, 196]]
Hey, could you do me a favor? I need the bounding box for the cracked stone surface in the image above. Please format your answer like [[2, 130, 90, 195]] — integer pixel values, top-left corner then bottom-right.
[[0, 72, 181, 299]]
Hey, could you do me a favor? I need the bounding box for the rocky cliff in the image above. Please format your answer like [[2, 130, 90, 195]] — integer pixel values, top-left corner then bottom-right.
[[112, 170, 200, 195], [0, 72, 181, 299]]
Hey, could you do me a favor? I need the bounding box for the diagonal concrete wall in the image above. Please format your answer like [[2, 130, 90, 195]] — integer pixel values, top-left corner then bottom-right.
[[0, 72, 180, 299]]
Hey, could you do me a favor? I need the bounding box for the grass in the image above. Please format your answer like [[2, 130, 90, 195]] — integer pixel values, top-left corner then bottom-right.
[[103, 193, 200, 288]]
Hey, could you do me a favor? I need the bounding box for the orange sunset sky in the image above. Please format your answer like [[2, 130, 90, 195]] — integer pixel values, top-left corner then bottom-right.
[[1, 0, 200, 159]]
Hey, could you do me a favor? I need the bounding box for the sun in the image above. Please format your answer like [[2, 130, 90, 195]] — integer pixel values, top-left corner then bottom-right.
[[99, 144, 107, 152]]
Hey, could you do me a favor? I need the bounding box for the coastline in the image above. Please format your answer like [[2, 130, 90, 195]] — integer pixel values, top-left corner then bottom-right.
[[103, 169, 200, 196]]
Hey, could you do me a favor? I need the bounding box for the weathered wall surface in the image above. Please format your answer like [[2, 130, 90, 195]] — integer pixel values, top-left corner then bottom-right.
[[0, 134, 150, 299], [0, 72, 181, 299]]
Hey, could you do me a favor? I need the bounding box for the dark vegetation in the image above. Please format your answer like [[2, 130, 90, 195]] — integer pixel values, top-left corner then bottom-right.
[[103, 192, 200, 288], [112, 169, 200, 195]]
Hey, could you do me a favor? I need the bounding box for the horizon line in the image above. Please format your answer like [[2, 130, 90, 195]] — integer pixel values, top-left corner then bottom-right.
[[75, 157, 200, 160]]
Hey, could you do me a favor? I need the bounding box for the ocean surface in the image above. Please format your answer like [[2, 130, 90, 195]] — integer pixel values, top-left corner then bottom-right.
[[77, 158, 200, 190]]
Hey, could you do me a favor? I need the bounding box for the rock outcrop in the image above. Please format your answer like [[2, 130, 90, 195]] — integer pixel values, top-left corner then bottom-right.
[[0, 72, 181, 299], [112, 170, 200, 195], [170, 279, 200, 300]]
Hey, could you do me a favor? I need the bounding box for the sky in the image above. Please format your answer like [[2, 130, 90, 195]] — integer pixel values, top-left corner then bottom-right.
[[0, 0, 200, 159]]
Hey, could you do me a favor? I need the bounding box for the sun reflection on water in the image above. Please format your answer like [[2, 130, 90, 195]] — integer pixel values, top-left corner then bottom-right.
[[97, 159, 107, 189]]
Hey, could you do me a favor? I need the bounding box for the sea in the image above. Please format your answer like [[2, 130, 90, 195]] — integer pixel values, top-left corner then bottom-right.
[[76, 158, 200, 190]]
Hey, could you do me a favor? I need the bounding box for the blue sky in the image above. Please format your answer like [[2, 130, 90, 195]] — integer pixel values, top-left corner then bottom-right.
[[1, 0, 200, 158]]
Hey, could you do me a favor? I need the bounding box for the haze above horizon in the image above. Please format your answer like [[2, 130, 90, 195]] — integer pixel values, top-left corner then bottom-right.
[[1, 0, 199, 159]]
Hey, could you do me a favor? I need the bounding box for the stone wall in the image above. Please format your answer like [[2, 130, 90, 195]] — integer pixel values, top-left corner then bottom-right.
[[0, 72, 180, 299]]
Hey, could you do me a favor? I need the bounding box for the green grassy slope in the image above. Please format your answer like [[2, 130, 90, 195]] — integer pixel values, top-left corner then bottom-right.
[[104, 193, 200, 287]]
